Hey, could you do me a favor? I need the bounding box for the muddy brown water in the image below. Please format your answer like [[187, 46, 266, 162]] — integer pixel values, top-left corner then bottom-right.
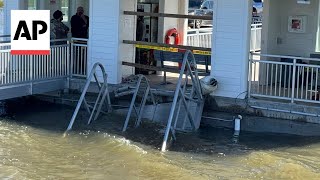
[[0, 100, 320, 179]]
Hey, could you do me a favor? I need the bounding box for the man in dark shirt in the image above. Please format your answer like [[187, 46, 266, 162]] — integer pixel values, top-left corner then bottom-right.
[[71, 6, 89, 38], [71, 6, 89, 75], [136, 16, 144, 41]]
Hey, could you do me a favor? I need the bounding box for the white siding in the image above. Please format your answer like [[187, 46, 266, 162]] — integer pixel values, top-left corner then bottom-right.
[[264, 0, 319, 57], [211, 0, 251, 99], [119, 0, 136, 78], [3, 0, 20, 35], [88, 0, 120, 84]]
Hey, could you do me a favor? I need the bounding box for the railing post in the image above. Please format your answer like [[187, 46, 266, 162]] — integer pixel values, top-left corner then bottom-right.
[[66, 40, 71, 90], [30, 55, 34, 94], [291, 59, 297, 103], [248, 53, 253, 99], [70, 39, 74, 78], [253, 25, 257, 52], [196, 29, 200, 47]]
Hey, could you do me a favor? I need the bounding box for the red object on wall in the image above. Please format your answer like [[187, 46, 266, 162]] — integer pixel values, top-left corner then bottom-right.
[[165, 28, 180, 45], [165, 28, 183, 69]]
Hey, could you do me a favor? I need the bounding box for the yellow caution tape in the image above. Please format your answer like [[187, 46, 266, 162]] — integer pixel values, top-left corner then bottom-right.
[[136, 44, 178, 52], [136, 44, 211, 55], [192, 50, 211, 55]]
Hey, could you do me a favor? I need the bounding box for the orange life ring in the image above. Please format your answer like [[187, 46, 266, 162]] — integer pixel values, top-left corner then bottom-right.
[[165, 28, 180, 45], [165, 28, 182, 68]]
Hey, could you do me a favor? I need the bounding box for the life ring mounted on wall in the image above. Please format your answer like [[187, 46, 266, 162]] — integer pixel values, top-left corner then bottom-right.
[[165, 28, 180, 45], [165, 28, 183, 69]]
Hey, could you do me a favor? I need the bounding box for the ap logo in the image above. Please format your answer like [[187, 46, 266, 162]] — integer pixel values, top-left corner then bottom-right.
[[11, 10, 50, 55]]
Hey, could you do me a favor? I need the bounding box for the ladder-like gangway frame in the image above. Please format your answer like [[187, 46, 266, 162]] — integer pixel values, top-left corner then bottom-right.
[[66, 62, 112, 131], [122, 75, 156, 132], [66, 64, 155, 133], [66, 51, 204, 152], [161, 50, 204, 152]]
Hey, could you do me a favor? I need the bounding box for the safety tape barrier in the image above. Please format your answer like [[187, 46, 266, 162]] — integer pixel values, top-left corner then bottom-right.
[[135, 44, 211, 56]]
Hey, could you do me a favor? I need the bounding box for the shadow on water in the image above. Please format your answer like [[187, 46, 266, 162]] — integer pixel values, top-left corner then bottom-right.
[[2, 97, 320, 156]]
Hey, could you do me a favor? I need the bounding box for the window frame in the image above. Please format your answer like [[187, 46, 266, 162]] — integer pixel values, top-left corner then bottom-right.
[[27, 0, 40, 10]]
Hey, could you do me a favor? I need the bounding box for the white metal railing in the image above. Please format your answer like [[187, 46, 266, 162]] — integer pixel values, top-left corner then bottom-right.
[[249, 53, 320, 104], [0, 40, 70, 86], [187, 23, 262, 51], [0, 8, 3, 35], [250, 23, 262, 52], [71, 38, 88, 78], [187, 28, 212, 48], [0, 38, 89, 86], [252, 16, 262, 24], [0, 35, 10, 46]]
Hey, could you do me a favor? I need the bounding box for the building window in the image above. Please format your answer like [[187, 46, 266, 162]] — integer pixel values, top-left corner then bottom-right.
[[28, 0, 39, 10], [61, 0, 69, 22]]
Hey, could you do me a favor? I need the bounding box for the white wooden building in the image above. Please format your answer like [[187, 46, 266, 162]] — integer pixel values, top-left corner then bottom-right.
[[5, 0, 319, 105], [3, 0, 254, 100]]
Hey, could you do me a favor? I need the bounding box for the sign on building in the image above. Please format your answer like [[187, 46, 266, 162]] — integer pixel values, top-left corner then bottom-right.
[[11, 10, 50, 55]]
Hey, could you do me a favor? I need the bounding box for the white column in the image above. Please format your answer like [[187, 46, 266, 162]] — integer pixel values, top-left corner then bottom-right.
[[119, 0, 136, 78], [159, 0, 179, 43], [3, 0, 20, 35], [211, 0, 252, 99], [178, 0, 188, 45], [88, 0, 120, 84]]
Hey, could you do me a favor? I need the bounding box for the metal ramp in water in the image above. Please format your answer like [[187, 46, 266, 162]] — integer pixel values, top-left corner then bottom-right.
[[66, 62, 156, 132], [66, 63, 112, 131], [66, 50, 206, 152], [159, 50, 204, 151]]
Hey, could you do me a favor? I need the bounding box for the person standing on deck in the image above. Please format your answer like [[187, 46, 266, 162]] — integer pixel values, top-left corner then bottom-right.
[[50, 10, 69, 45], [71, 6, 89, 39], [71, 7, 89, 75], [136, 15, 144, 41]]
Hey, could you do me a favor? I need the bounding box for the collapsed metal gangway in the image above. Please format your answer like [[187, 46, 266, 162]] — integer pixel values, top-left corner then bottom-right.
[[65, 63, 156, 132], [160, 50, 204, 151], [120, 75, 156, 132], [66, 50, 209, 152], [66, 63, 112, 131]]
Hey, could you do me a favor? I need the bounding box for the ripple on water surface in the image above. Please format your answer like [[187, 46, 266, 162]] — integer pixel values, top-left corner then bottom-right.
[[0, 102, 320, 179]]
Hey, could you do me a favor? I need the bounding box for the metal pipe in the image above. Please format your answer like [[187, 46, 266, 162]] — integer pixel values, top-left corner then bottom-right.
[[66, 63, 110, 132], [234, 115, 242, 132], [161, 52, 189, 152], [161, 50, 203, 152], [250, 105, 320, 118], [201, 116, 234, 122]]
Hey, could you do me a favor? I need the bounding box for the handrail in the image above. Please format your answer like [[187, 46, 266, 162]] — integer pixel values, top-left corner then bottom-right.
[[249, 53, 320, 105], [0, 37, 70, 43], [50, 38, 69, 42], [0, 42, 10, 45], [161, 50, 204, 152], [0, 37, 86, 43], [251, 52, 320, 62], [0, 35, 10, 38], [66, 62, 111, 132], [71, 38, 88, 42], [187, 28, 212, 33], [122, 75, 156, 132]]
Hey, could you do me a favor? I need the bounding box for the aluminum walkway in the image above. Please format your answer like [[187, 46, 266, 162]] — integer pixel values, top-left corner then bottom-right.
[[66, 50, 209, 152], [0, 38, 88, 101]]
